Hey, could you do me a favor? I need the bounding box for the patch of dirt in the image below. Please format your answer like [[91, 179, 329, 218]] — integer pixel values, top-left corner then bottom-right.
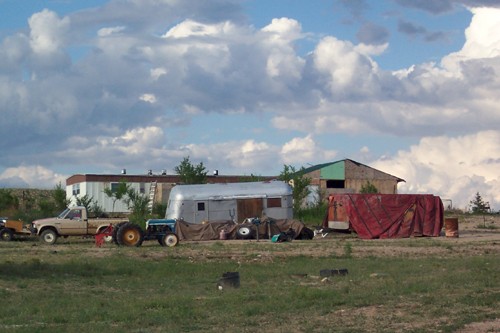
[[455, 318, 500, 333]]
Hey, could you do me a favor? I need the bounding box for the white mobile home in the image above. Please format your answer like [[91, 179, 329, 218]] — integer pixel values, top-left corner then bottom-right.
[[166, 181, 293, 223], [65, 173, 276, 214], [65, 174, 180, 213]]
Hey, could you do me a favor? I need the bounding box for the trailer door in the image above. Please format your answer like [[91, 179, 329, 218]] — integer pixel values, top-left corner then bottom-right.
[[237, 198, 263, 223], [193, 201, 208, 224]]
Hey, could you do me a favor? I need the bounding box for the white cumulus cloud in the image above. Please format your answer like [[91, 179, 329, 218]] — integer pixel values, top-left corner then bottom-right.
[[164, 19, 236, 38], [97, 26, 126, 37], [0, 166, 67, 189], [281, 135, 337, 165], [372, 131, 500, 210], [442, 7, 500, 75], [29, 9, 69, 55]]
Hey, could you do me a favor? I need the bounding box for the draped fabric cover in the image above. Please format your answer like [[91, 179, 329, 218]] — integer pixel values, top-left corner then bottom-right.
[[324, 194, 444, 239]]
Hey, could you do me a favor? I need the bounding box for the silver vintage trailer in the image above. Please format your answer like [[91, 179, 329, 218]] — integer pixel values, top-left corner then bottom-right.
[[165, 181, 293, 224]]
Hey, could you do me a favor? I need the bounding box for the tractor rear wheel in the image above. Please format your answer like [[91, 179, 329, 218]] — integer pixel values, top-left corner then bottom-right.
[[117, 223, 144, 247], [112, 222, 128, 245], [159, 232, 179, 247]]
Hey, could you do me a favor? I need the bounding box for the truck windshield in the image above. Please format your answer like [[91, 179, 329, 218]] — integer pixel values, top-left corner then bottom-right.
[[57, 208, 71, 219]]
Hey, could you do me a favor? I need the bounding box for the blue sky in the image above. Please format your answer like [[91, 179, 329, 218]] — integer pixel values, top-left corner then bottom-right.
[[243, 0, 471, 68], [1, 0, 500, 210]]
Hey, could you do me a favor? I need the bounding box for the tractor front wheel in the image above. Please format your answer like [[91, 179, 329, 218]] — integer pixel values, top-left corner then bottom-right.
[[159, 232, 179, 247]]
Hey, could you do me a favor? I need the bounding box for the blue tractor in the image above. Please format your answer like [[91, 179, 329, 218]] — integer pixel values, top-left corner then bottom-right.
[[111, 219, 179, 247]]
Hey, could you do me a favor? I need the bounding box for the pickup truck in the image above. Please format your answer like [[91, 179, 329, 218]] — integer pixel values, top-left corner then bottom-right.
[[31, 206, 128, 245]]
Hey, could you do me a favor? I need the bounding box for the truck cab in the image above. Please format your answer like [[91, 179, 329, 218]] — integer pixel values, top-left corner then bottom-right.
[[32, 207, 89, 237], [56, 207, 88, 234]]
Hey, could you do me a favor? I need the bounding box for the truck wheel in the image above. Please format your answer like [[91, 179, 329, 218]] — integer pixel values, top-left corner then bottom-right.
[[0, 228, 14, 241], [112, 222, 128, 245], [159, 232, 179, 247], [117, 223, 144, 247], [236, 225, 254, 239], [40, 229, 58, 245]]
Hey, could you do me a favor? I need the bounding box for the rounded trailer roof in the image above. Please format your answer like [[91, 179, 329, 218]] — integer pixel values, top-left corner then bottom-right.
[[169, 181, 292, 201]]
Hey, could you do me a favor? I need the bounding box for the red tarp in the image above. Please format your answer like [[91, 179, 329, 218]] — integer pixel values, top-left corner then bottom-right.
[[323, 194, 444, 239]]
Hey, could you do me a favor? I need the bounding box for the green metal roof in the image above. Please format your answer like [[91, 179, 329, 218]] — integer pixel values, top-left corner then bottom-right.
[[301, 159, 405, 182], [301, 160, 345, 179], [320, 161, 345, 179], [301, 159, 345, 174]]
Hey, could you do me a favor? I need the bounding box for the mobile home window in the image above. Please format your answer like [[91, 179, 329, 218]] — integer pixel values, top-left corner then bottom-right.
[[197, 202, 205, 211], [110, 182, 120, 193], [326, 180, 345, 188], [267, 198, 282, 208], [72, 184, 80, 196], [140, 183, 145, 194]]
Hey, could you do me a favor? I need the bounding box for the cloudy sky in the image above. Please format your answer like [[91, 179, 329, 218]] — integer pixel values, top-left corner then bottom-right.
[[1, 0, 499, 210]]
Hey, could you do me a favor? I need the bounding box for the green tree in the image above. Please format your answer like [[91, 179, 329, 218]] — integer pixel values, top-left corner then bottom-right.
[[152, 203, 168, 218], [311, 185, 327, 208], [76, 194, 94, 211], [277, 165, 311, 212], [34, 184, 71, 218], [38, 198, 56, 217], [103, 181, 130, 214], [469, 192, 490, 214], [52, 183, 70, 212], [360, 181, 379, 194], [89, 201, 105, 218], [75, 194, 103, 217], [123, 188, 150, 227], [174, 156, 208, 184]]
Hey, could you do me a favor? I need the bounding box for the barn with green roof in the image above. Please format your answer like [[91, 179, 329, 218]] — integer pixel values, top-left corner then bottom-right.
[[301, 159, 405, 196]]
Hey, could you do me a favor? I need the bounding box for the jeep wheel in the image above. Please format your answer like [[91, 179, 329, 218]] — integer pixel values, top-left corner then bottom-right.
[[0, 228, 14, 241], [117, 223, 144, 247], [159, 232, 179, 247], [40, 229, 58, 245]]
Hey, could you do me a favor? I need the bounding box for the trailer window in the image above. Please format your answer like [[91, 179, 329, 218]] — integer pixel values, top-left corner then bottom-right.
[[197, 202, 205, 211], [267, 198, 281, 208]]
